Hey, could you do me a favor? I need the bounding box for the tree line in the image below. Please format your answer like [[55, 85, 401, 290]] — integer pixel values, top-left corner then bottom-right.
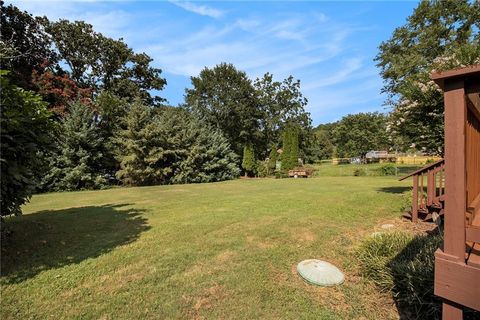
[[0, 3, 311, 216], [1, 0, 479, 218]]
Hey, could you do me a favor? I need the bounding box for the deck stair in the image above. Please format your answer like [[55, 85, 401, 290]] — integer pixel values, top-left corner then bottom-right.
[[399, 159, 445, 222]]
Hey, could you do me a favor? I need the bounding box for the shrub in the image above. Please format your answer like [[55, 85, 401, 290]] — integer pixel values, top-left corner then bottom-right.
[[256, 160, 269, 178], [379, 163, 396, 176], [358, 232, 443, 319], [275, 171, 288, 179], [353, 168, 366, 176]]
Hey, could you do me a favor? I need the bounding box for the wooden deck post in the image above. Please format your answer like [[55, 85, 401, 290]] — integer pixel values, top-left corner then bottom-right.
[[440, 78, 467, 319], [412, 174, 419, 223]]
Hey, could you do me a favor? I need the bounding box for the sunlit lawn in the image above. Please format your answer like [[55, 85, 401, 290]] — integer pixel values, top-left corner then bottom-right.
[[1, 174, 413, 319]]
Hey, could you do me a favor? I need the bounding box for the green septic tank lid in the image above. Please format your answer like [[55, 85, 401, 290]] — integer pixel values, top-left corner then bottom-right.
[[297, 259, 345, 287]]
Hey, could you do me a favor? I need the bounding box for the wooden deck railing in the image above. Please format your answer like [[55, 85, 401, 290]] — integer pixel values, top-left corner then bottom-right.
[[399, 159, 445, 222]]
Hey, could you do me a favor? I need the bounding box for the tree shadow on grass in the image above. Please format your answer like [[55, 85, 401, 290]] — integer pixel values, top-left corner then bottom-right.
[[1, 204, 150, 284], [377, 186, 411, 194]]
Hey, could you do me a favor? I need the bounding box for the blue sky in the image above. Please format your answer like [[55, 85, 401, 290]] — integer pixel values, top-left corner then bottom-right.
[[12, 1, 418, 125]]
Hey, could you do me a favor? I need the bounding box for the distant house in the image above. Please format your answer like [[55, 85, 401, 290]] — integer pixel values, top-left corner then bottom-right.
[[365, 150, 388, 159]]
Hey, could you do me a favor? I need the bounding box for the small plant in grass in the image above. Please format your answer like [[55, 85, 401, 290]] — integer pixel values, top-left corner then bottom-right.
[[353, 168, 366, 176], [378, 163, 396, 176]]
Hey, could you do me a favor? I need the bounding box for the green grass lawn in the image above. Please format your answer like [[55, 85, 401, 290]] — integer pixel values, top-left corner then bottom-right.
[[312, 162, 423, 177], [1, 175, 413, 319]]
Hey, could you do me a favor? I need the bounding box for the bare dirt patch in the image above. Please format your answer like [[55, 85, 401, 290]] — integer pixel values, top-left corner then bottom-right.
[[183, 284, 229, 319], [374, 218, 438, 236]]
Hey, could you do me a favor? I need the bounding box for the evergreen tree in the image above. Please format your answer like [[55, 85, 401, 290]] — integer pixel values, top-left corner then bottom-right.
[[267, 147, 278, 175], [282, 124, 300, 171], [94, 91, 130, 175], [41, 102, 106, 191], [114, 101, 168, 186], [172, 114, 239, 183], [241, 143, 255, 177], [116, 106, 239, 185]]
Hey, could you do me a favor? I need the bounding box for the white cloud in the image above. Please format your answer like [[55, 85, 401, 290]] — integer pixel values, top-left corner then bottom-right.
[[303, 57, 364, 90], [9, 1, 132, 39], [143, 12, 349, 81], [169, 1, 224, 19]]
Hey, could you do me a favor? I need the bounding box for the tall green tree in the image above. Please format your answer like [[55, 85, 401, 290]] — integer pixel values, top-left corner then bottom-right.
[[281, 124, 300, 171], [308, 124, 336, 162], [185, 63, 262, 157], [1, 71, 54, 216], [332, 112, 389, 158], [46, 19, 166, 105], [94, 91, 130, 175], [254, 73, 311, 157], [41, 102, 107, 191], [267, 147, 278, 174], [376, 0, 480, 154], [242, 143, 255, 177], [115, 105, 240, 185], [170, 109, 240, 183], [114, 101, 167, 186]]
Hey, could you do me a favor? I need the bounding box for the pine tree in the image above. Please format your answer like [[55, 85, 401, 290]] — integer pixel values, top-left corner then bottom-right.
[[172, 115, 239, 183], [242, 143, 255, 177], [116, 106, 240, 185], [267, 147, 278, 175], [114, 101, 168, 186], [41, 102, 106, 191]]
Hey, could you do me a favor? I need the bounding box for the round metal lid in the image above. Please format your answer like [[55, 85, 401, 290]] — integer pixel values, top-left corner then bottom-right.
[[297, 259, 345, 286]]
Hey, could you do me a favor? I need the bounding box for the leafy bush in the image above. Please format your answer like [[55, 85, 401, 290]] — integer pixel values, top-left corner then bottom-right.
[[1, 71, 54, 216], [275, 171, 288, 179], [358, 232, 443, 319], [353, 168, 366, 176], [379, 163, 396, 176]]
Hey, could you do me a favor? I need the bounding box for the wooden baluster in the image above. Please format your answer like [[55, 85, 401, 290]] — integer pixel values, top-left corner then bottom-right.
[[420, 173, 424, 209], [428, 169, 434, 206], [412, 174, 419, 223], [439, 168, 443, 198]]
